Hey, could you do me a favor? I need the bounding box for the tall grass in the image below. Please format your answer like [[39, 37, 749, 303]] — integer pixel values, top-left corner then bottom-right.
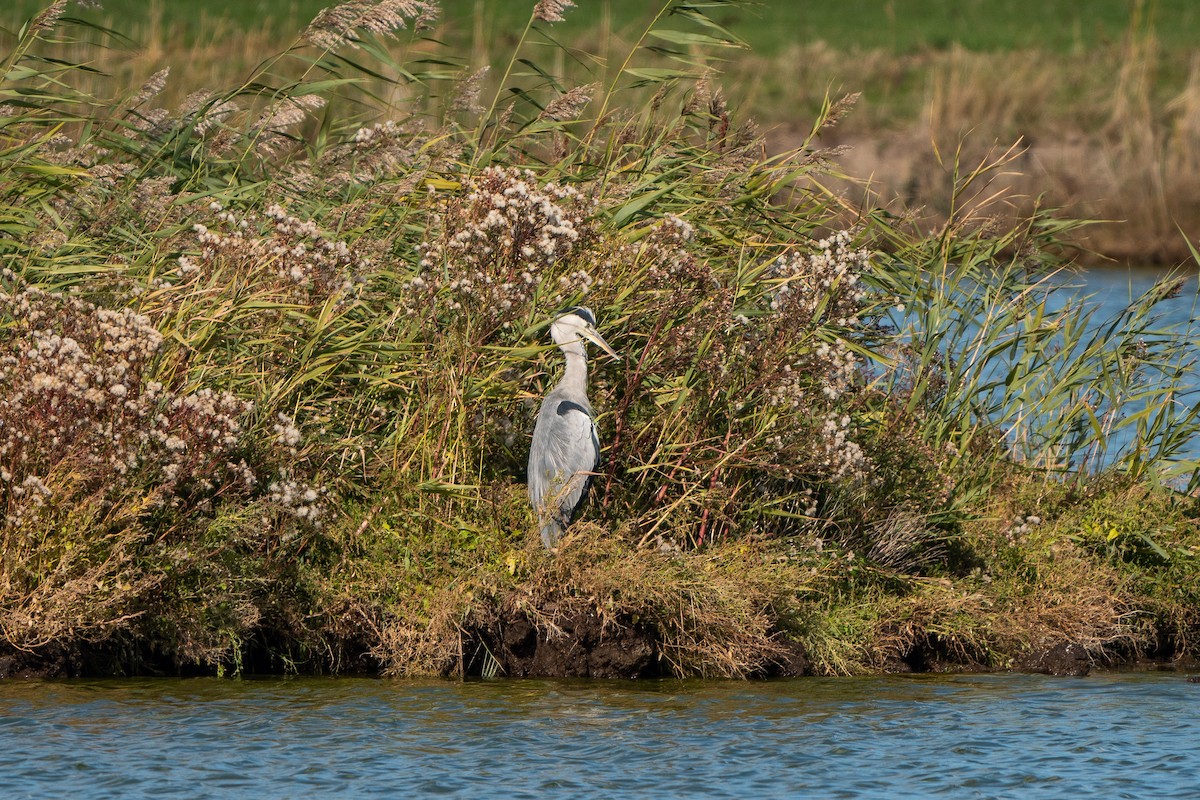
[[1, 1, 1198, 677], [871, 148, 1200, 488], [7, 2, 1200, 262], [771, 12, 1200, 263]]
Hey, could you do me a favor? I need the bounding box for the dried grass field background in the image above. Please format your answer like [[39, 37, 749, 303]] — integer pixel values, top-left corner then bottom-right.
[[1, 1, 1198, 679], [6, 0, 1200, 262]]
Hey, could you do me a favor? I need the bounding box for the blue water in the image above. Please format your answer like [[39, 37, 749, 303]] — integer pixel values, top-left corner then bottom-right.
[[894, 266, 1200, 469], [1043, 268, 1200, 466], [2, 673, 1198, 799]]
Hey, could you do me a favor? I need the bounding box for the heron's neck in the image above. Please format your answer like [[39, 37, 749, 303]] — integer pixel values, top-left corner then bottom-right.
[[557, 345, 588, 395]]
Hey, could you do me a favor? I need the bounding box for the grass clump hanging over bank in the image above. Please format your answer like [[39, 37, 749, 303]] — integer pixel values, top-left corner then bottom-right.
[[1, 0, 1199, 679]]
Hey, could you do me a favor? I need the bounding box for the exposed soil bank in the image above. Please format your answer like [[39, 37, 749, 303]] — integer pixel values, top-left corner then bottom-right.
[[3, 600, 1196, 681], [464, 611, 1154, 680], [4, 484, 1200, 682], [467, 605, 811, 679], [772, 127, 1200, 266]]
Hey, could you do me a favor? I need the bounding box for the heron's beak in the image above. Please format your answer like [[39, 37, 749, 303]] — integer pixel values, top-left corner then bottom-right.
[[580, 326, 620, 361]]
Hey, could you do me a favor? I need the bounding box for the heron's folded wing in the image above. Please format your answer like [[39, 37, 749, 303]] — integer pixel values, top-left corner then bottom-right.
[[528, 399, 599, 523]]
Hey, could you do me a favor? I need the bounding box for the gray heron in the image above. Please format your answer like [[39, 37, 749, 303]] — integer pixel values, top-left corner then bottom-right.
[[528, 307, 619, 549]]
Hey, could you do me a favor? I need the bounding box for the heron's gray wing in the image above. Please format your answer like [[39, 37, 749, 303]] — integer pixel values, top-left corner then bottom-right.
[[528, 396, 599, 527]]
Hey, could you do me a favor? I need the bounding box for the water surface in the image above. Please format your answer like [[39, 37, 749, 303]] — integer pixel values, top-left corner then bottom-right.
[[2, 672, 1198, 799], [895, 266, 1200, 466]]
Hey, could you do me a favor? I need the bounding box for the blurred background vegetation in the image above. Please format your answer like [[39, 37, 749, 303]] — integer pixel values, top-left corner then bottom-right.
[[5, 0, 1199, 262], [10, 0, 1200, 52]]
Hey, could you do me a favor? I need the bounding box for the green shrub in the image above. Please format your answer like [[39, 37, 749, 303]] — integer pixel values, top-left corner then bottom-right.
[[1, 0, 1196, 676]]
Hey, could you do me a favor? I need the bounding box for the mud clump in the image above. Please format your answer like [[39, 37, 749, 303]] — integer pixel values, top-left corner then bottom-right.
[[768, 637, 812, 677], [1018, 642, 1091, 676], [0, 654, 57, 680], [479, 608, 663, 679], [466, 603, 814, 679]]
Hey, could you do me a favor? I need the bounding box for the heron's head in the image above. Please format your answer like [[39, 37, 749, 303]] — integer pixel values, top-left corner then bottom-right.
[[550, 306, 619, 360]]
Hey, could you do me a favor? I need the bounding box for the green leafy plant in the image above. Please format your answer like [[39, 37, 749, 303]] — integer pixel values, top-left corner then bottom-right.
[[1, 0, 1197, 678]]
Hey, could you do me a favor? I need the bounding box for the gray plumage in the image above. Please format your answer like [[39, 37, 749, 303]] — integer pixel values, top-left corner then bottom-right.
[[528, 307, 619, 549]]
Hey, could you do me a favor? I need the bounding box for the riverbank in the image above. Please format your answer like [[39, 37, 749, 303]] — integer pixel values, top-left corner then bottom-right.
[[3, 473, 1198, 680], [1, 3, 1198, 681]]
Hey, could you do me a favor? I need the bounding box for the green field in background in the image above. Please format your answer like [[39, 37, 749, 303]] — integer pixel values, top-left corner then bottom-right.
[[5, 0, 1198, 55]]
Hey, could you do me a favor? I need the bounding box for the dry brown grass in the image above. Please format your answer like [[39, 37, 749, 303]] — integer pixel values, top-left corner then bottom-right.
[[763, 33, 1200, 264], [0, 473, 155, 655], [18, 7, 1200, 263], [790, 551, 1144, 677], [949, 475, 1200, 668], [514, 529, 804, 677], [366, 527, 819, 678], [361, 500, 1171, 679]]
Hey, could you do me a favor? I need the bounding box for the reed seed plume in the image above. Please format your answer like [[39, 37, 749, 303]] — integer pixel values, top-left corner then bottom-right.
[[29, 0, 68, 34], [304, 0, 440, 51], [257, 95, 327, 129], [534, 0, 576, 24], [450, 67, 490, 115], [129, 68, 170, 110], [539, 84, 596, 122], [179, 91, 239, 136], [822, 92, 861, 130], [253, 95, 327, 154]]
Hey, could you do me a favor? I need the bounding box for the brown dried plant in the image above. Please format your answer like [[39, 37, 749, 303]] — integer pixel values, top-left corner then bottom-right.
[[304, 0, 441, 51], [533, 0, 576, 24]]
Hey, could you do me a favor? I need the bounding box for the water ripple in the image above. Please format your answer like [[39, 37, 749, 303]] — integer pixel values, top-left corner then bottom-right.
[[1, 672, 1198, 798]]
